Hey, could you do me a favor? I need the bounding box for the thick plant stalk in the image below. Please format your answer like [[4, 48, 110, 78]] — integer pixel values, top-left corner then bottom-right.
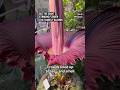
[[49, 0, 64, 55]]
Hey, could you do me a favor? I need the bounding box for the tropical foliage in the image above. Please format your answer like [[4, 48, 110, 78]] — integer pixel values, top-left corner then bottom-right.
[[63, 0, 85, 30]]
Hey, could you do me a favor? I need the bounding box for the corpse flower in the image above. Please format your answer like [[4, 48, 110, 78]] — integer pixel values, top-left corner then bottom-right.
[[35, 0, 85, 65], [85, 7, 120, 90], [0, 16, 34, 80]]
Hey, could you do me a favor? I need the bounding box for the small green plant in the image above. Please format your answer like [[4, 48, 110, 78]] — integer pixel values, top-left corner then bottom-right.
[[64, 11, 79, 29], [75, 0, 85, 11], [63, 0, 85, 30]]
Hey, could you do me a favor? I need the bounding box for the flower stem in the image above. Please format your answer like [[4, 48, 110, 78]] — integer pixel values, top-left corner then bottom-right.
[[49, 0, 64, 55]]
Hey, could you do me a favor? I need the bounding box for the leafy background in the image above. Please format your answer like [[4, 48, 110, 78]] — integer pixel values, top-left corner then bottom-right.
[[63, 0, 85, 30], [0, 63, 31, 90]]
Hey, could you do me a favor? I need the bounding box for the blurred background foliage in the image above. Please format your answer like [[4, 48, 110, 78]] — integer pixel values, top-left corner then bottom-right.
[[74, 60, 84, 90], [63, 0, 85, 30], [63, 0, 120, 30], [0, 63, 31, 90]]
